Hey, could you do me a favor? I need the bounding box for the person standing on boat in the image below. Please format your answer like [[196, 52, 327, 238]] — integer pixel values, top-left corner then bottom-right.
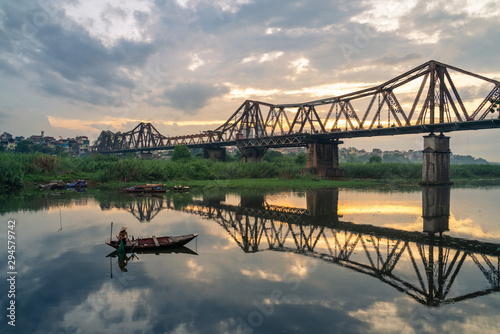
[[118, 226, 133, 246]]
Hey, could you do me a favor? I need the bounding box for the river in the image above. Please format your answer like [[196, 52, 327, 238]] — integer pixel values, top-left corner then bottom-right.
[[1, 185, 499, 333]]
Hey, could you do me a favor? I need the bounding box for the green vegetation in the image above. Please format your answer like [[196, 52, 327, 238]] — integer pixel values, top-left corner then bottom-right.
[[13, 140, 64, 155], [171, 145, 193, 161], [1, 150, 500, 192], [340, 162, 421, 180]]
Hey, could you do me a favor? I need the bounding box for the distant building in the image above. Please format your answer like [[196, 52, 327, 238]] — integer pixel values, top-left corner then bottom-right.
[[76, 136, 90, 155], [1, 132, 13, 141]]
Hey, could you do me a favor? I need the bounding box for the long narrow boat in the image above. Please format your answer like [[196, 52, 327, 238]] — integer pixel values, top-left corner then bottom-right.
[[124, 183, 166, 193], [106, 233, 198, 251]]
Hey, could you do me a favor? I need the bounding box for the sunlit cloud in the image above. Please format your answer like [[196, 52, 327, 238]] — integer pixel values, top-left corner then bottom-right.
[[287, 57, 311, 80], [62, 0, 153, 47], [351, 0, 418, 32], [63, 282, 151, 332], [348, 299, 417, 333], [242, 51, 284, 64], [240, 269, 283, 282], [47, 116, 227, 134], [188, 53, 206, 71], [340, 204, 421, 216], [228, 87, 281, 99]]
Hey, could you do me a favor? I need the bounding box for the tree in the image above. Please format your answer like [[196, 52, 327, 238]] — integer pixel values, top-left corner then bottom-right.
[[368, 155, 382, 164], [295, 153, 307, 165], [15, 140, 32, 153], [171, 145, 192, 161], [263, 150, 283, 163]]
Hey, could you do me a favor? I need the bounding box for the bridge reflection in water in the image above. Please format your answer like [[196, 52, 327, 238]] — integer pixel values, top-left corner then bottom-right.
[[103, 188, 500, 307]]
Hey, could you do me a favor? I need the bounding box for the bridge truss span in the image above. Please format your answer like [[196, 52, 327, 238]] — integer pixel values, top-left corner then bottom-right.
[[92, 60, 500, 153]]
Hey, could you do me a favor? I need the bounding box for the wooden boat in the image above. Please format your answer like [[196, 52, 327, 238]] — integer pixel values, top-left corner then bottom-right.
[[37, 180, 65, 190], [172, 185, 189, 192], [124, 183, 166, 193], [66, 180, 87, 188], [106, 233, 198, 251]]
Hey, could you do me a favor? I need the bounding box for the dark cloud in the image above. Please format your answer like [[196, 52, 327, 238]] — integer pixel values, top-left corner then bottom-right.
[[38, 71, 120, 106], [0, 0, 499, 158], [373, 52, 424, 66], [0, 0, 156, 106], [0, 57, 20, 76], [101, 3, 128, 25], [160, 81, 230, 113], [133, 10, 149, 27]]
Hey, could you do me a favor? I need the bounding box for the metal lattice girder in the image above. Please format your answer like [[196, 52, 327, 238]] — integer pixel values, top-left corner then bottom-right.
[[92, 61, 500, 153]]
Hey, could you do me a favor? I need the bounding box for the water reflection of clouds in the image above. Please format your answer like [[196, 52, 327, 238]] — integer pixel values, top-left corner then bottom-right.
[[2, 189, 500, 333]]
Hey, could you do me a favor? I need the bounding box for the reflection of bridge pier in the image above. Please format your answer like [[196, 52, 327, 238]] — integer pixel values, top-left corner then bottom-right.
[[422, 186, 450, 234], [240, 195, 265, 209], [306, 188, 339, 221]]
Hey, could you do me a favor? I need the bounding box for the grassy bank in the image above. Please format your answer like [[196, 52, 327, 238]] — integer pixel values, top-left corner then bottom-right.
[[1, 152, 500, 191]]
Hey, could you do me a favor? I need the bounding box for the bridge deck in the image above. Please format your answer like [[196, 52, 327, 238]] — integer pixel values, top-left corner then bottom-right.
[[98, 119, 500, 153]]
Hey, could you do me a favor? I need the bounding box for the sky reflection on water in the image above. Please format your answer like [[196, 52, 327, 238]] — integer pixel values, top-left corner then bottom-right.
[[1, 186, 499, 334]]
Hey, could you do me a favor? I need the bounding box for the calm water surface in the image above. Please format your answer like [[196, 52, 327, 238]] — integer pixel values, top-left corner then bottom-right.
[[1, 186, 500, 334]]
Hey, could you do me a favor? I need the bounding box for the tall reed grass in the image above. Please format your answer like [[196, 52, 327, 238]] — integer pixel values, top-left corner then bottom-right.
[[1, 152, 500, 191]]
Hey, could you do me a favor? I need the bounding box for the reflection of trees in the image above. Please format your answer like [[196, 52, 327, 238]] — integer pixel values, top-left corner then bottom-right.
[[99, 194, 170, 222], [98, 192, 195, 222], [0, 192, 90, 215]]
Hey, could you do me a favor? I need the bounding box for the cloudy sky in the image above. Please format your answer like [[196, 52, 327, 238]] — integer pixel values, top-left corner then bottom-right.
[[0, 0, 499, 160]]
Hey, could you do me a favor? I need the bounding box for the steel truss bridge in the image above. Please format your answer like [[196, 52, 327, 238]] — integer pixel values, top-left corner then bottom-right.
[[103, 192, 500, 307], [92, 60, 500, 153]]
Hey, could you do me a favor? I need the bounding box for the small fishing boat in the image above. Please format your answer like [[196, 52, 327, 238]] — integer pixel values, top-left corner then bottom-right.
[[66, 180, 87, 188], [124, 183, 166, 193], [106, 233, 198, 251], [36, 180, 66, 190], [172, 185, 189, 192]]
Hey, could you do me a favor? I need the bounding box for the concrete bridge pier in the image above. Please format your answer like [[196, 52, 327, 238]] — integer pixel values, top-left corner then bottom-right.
[[422, 133, 452, 185], [139, 152, 153, 159], [203, 146, 226, 161], [239, 147, 268, 163], [302, 140, 344, 180]]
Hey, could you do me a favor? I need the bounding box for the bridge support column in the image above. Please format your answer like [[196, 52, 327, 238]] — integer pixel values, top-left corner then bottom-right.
[[239, 147, 267, 163], [302, 140, 344, 180], [422, 186, 450, 235], [139, 152, 153, 160], [422, 133, 452, 185], [203, 147, 226, 161]]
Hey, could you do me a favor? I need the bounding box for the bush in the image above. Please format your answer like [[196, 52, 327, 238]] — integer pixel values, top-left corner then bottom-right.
[[0, 154, 24, 191], [171, 146, 192, 161]]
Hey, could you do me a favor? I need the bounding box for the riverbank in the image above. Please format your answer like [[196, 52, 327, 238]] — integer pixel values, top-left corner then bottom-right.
[[1, 152, 500, 192]]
